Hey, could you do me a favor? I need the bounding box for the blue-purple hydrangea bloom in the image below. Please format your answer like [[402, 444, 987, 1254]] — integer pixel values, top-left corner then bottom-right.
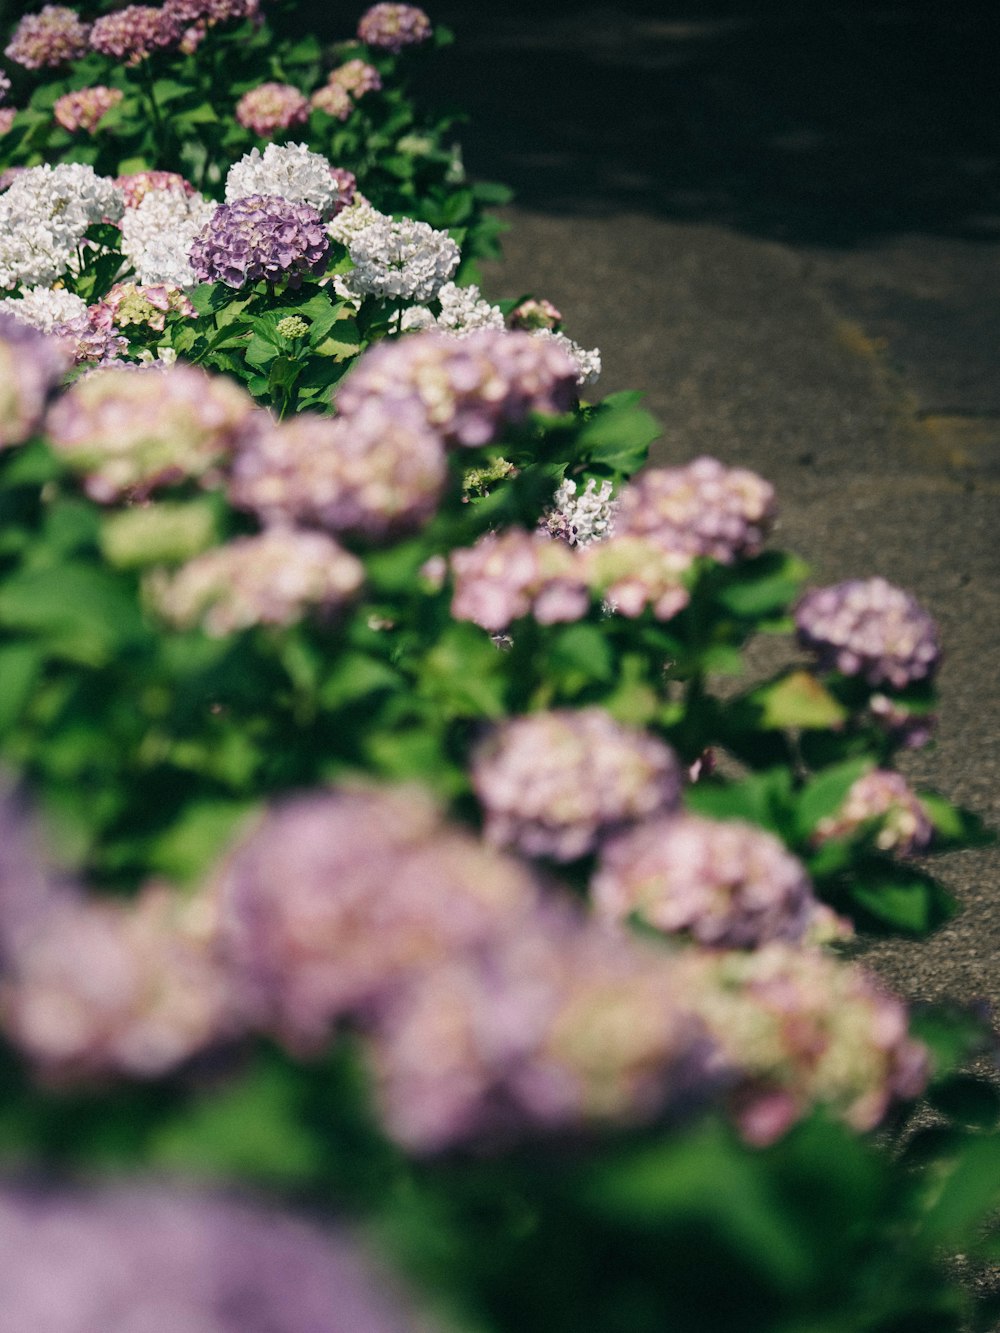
[[190, 194, 330, 289]]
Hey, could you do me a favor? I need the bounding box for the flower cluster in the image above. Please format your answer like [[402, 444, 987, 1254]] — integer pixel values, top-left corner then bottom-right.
[[509, 296, 563, 330], [541, 476, 617, 546], [115, 168, 196, 208], [814, 769, 933, 856], [310, 82, 352, 120], [89, 4, 180, 63], [0, 284, 88, 333], [680, 943, 930, 1143], [585, 534, 693, 619], [2, 882, 230, 1079], [149, 528, 365, 635], [329, 57, 382, 97], [342, 213, 460, 302], [449, 528, 589, 631], [0, 1184, 420, 1332], [615, 456, 777, 563], [52, 85, 123, 132], [795, 577, 941, 689], [5, 5, 89, 68], [336, 328, 579, 446], [225, 143, 347, 219], [401, 280, 506, 336], [91, 280, 196, 332], [593, 814, 829, 948], [532, 327, 602, 387], [357, 3, 432, 52], [229, 397, 447, 541], [370, 908, 716, 1153], [211, 785, 543, 1045], [235, 81, 310, 136], [0, 312, 71, 447], [45, 362, 261, 500], [0, 108, 15, 136], [163, 0, 261, 26], [189, 194, 331, 289], [118, 182, 216, 288], [0, 163, 123, 289], [471, 708, 684, 861]]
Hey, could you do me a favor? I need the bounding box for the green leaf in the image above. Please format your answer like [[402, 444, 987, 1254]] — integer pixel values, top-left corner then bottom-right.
[[146, 798, 256, 884], [0, 564, 147, 664], [746, 670, 848, 731], [319, 652, 400, 710], [919, 1136, 1000, 1246], [0, 642, 43, 732], [795, 757, 874, 838], [684, 768, 794, 834], [713, 552, 810, 617], [918, 792, 996, 850], [576, 393, 661, 477], [418, 623, 508, 719], [547, 622, 614, 689], [927, 1076, 1000, 1131], [849, 863, 957, 935]]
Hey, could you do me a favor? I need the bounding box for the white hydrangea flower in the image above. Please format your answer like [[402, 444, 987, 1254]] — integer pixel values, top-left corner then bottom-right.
[[398, 304, 436, 332], [342, 215, 460, 303], [119, 187, 217, 289], [0, 164, 124, 290], [326, 196, 382, 248], [544, 477, 618, 547], [532, 327, 602, 387], [432, 281, 505, 335], [225, 142, 340, 219], [0, 285, 89, 332]]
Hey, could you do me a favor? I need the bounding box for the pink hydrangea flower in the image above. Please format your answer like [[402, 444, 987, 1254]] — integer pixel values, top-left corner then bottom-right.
[[5, 5, 90, 68], [53, 85, 123, 133], [328, 57, 382, 97], [89, 4, 181, 63], [310, 82, 352, 120], [235, 82, 310, 137], [357, 3, 432, 52]]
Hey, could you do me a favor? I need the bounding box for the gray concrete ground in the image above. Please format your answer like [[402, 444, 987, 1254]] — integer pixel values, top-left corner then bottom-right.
[[422, 2, 1000, 1016]]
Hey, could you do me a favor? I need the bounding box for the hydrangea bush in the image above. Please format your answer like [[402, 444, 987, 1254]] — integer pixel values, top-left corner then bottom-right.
[[0, 4, 997, 1332]]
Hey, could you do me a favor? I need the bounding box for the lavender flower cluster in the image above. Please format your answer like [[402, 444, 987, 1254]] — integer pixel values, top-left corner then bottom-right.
[[795, 576, 941, 689], [471, 708, 684, 861], [52, 84, 123, 133], [336, 329, 579, 447], [229, 396, 447, 541], [4, 4, 89, 68], [615, 456, 777, 563], [0, 1184, 421, 1332], [189, 194, 331, 289], [814, 769, 933, 856], [357, 3, 432, 51], [0, 312, 71, 448], [593, 813, 833, 949]]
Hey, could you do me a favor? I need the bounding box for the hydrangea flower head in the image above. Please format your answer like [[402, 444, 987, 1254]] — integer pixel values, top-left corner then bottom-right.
[[795, 577, 941, 689], [53, 85, 123, 132], [89, 4, 181, 62], [115, 169, 196, 208], [164, 0, 261, 26], [211, 785, 542, 1045], [369, 908, 716, 1152], [0, 108, 15, 136], [531, 327, 602, 387], [509, 297, 563, 331], [329, 58, 382, 96], [0, 313, 71, 446], [342, 213, 459, 302], [616, 456, 777, 563], [472, 708, 684, 861], [235, 82, 310, 136], [541, 476, 617, 547], [0, 1183, 422, 1332], [90, 280, 196, 333], [5, 5, 89, 68], [190, 195, 330, 289], [357, 3, 432, 52], [149, 529, 365, 636], [449, 528, 589, 631], [225, 142, 345, 219], [0, 285, 89, 334], [593, 813, 826, 948], [310, 82, 352, 120], [680, 943, 929, 1143], [45, 362, 261, 500], [336, 329, 579, 447], [119, 183, 216, 288], [229, 397, 447, 541], [813, 769, 933, 856], [0, 163, 123, 289], [580, 533, 692, 621]]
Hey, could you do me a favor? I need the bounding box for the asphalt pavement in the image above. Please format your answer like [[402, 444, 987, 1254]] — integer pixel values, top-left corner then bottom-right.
[[419, 0, 1000, 1016]]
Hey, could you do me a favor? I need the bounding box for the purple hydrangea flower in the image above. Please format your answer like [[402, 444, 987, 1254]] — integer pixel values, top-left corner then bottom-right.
[[813, 769, 933, 856], [89, 5, 181, 63], [795, 577, 941, 688], [449, 528, 589, 632], [592, 813, 828, 948], [678, 943, 929, 1143], [164, 0, 261, 26], [368, 906, 718, 1153], [0, 314, 71, 449], [229, 397, 447, 541], [5, 5, 90, 68], [335, 329, 579, 447], [0, 1183, 422, 1332], [235, 82, 310, 137], [148, 528, 365, 636], [581, 534, 692, 621], [211, 785, 543, 1048], [357, 3, 432, 52], [615, 456, 777, 563], [190, 194, 330, 289], [471, 708, 684, 862], [2, 882, 233, 1080], [45, 362, 262, 501]]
